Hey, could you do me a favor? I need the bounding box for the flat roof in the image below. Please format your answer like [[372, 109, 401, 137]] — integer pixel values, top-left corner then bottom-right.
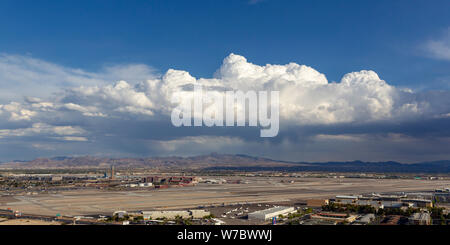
[[249, 206, 293, 215], [316, 212, 348, 217], [402, 199, 432, 203], [336, 195, 358, 199]]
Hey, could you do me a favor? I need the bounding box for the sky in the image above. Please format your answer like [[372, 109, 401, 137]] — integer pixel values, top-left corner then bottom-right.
[[0, 0, 449, 162]]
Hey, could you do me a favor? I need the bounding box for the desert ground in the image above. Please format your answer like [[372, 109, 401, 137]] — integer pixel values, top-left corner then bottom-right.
[[1, 177, 449, 216]]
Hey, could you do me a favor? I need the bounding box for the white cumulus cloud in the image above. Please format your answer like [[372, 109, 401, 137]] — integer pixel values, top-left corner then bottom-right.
[[0, 53, 450, 161], [1, 53, 448, 126]]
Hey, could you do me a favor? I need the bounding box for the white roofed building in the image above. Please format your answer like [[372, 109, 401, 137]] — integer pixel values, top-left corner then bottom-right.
[[247, 206, 295, 221]]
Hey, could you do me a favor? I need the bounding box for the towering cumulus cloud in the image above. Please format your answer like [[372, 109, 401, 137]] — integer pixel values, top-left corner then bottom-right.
[[57, 53, 443, 124], [0, 53, 449, 161]]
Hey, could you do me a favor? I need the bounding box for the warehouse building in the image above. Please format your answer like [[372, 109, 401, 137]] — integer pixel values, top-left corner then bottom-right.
[[401, 199, 433, 208], [335, 195, 359, 204], [355, 200, 384, 210], [142, 209, 210, 220], [380, 201, 403, 209], [310, 212, 358, 223], [247, 206, 295, 221], [190, 210, 211, 219], [306, 199, 329, 207], [143, 210, 190, 220]]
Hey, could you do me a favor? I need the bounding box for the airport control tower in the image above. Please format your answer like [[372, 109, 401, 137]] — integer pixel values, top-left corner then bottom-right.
[[110, 165, 115, 180]]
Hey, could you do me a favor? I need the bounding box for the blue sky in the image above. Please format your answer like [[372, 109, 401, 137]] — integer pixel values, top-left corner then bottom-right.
[[1, 0, 449, 87], [0, 0, 449, 162]]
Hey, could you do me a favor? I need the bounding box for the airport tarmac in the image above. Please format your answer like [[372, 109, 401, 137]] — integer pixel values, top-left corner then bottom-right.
[[1, 177, 449, 216]]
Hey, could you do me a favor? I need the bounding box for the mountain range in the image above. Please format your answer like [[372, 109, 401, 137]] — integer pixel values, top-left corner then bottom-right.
[[0, 154, 449, 173]]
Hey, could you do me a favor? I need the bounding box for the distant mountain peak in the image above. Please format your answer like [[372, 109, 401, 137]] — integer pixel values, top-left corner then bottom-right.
[[0, 154, 449, 173]]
